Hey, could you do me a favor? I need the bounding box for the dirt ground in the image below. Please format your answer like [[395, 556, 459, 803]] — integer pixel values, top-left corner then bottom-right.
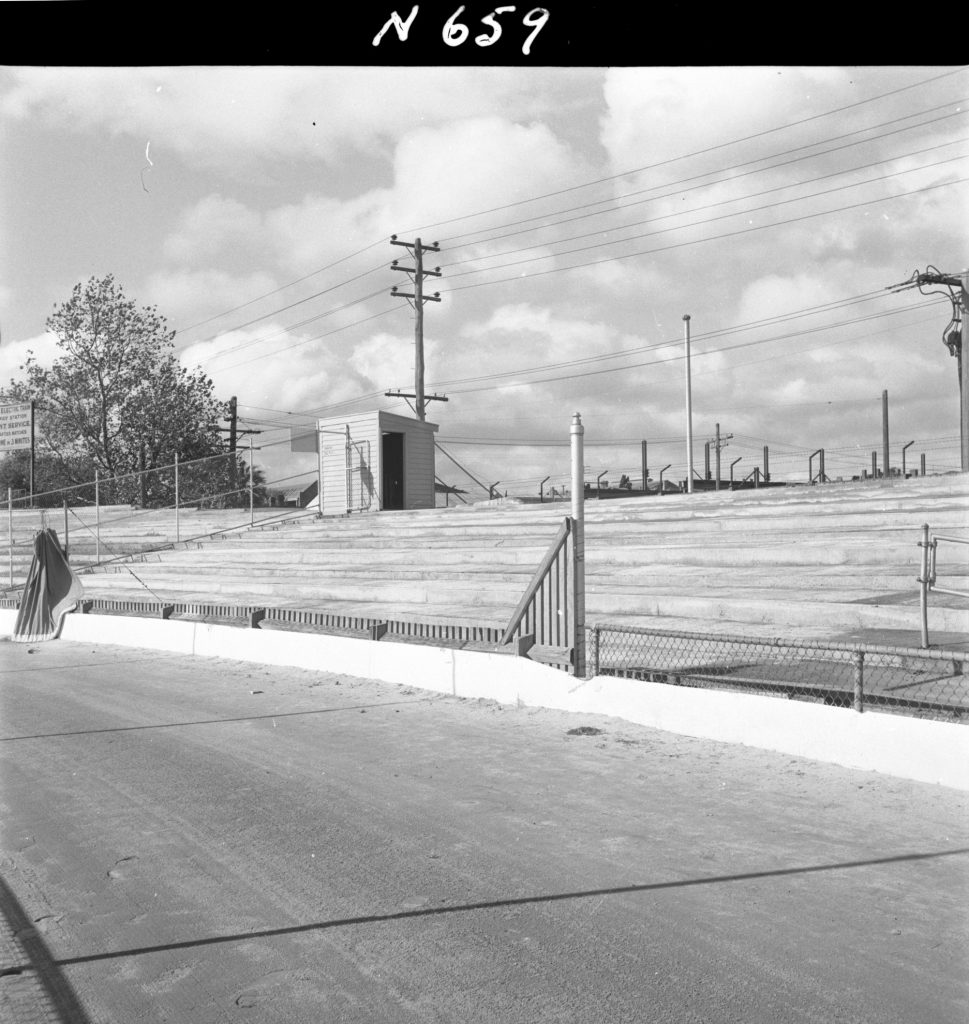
[[1, 637, 967, 1023]]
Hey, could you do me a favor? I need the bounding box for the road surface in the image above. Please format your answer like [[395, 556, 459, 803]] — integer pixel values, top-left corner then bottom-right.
[[1, 637, 967, 1023]]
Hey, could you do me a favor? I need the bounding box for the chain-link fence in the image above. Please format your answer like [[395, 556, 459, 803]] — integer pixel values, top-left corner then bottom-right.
[[590, 624, 968, 723], [2, 452, 317, 594]]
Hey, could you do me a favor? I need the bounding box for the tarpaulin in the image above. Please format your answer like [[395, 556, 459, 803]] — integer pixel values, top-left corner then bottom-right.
[[12, 528, 84, 643]]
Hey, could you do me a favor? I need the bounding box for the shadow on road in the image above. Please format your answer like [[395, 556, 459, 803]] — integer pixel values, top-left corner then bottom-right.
[[54, 847, 969, 969]]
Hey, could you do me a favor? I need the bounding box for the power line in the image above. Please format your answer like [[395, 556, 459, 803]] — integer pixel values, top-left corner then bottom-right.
[[403, 67, 969, 237], [176, 79, 965, 359], [442, 305, 949, 396], [442, 177, 969, 292], [438, 101, 968, 249], [444, 146, 969, 269], [175, 240, 386, 336]]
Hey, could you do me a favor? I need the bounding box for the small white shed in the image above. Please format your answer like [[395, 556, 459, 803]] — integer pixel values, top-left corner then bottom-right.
[[316, 410, 438, 515]]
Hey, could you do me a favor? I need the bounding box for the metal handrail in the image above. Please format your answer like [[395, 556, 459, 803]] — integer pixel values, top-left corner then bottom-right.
[[928, 532, 969, 598], [501, 517, 575, 664], [919, 524, 969, 647]]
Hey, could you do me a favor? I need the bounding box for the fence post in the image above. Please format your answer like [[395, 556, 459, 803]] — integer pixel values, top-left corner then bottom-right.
[[919, 522, 931, 649], [63, 499, 69, 560], [853, 651, 865, 712], [7, 487, 12, 588], [570, 412, 586, 678], [591, 625, 600, 677], [95, 469, 101, 565], [174, 454, 180, 544]]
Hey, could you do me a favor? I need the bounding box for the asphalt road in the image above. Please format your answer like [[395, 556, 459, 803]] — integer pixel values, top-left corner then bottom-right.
[[1, 637, 967, 1024]]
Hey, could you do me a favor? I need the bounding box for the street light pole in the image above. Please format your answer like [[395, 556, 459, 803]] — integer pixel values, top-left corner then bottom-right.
[[683, 314, 694, 494]]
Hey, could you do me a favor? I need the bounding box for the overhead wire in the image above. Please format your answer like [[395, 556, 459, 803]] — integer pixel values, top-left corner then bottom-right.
[[402, 66, 969, 237], [172, 80, 966, 372], [443, 146, 969, 268], [439, 101, 969, 251], [441, 177, 969, 292]]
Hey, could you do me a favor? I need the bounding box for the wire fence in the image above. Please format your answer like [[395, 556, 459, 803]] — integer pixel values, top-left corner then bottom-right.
[[590, 624, 968, 724], [2, 452, 319, 593]]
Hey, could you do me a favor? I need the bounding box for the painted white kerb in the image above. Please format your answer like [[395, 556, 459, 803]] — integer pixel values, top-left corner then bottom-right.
[[1, 609, 966, 791]]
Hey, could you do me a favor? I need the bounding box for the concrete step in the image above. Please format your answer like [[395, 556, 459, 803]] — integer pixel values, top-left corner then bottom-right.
[[79, 560, 939, 600], [74, 566, 967, 630]]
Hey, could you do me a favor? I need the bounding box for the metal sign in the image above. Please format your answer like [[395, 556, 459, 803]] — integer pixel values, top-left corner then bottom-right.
[[0, 402, 32, 453]]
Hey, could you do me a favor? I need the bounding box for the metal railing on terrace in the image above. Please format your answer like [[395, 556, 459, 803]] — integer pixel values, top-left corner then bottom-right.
[[3, 451, 319, 593], [589, 624, 968, 724]]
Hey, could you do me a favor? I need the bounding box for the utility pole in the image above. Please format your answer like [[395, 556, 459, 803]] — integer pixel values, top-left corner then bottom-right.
[[217, 396, 261, 504], [228, 396, 238, 494], [887, 267, 969, 471], [388, 235, 443, 422]]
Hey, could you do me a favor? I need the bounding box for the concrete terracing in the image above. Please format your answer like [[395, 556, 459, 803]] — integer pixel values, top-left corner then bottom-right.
[[55, 474, 969, 644]]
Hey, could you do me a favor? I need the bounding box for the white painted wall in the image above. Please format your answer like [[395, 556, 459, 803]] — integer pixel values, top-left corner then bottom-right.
[[316, 411, 437, 514], [3, 608, 965, 791]]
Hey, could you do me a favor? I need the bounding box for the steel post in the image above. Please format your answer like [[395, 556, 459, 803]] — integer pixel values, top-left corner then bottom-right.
[[853, 652, 865, 713], [901, 441, 913, 478], [570, 413, 586, 678], [882, 389, 890, 479], [174, 454, 180, 544], [919, 522, 931, 649], [683, 315, 694, 494], [95, 470, 101, 565], [7, 487, 12, 588]]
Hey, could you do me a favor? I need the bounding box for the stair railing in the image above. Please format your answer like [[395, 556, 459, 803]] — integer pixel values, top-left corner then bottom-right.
[[918, 523, 969, 648], [501, 516, 580, 672]]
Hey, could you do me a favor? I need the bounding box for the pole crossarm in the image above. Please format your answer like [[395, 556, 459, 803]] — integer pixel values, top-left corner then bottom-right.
[[390, 288, 442, 302], [384, 390, 448, 403]]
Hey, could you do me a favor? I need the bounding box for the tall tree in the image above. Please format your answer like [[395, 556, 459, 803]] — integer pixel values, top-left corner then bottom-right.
[[8, 275, 229, 504]]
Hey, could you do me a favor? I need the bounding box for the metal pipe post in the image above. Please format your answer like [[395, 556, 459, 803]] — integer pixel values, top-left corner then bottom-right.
[[570, 413, 586, 678], [920, 453, 926, 477], [7, 488, 12, 588], [95, 470, 101, 565], [174, 454, 180, 543], [882, 390, 890, 479], [853, 652, 865, 713], [763, 446, 770, 482], [919, 523, 930, 649], [714, 423, 721, 491], [730, 457, 741, 487], [63, 499, 69, 559], [871, 451, 878, 478], [683, 315, 694, 494], [901, 441, 913, 478]]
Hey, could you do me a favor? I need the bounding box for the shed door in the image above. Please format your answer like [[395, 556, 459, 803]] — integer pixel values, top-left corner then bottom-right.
[[382, 432, 405, 510]]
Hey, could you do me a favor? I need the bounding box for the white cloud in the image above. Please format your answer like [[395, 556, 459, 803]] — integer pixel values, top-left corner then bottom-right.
[[0, 331, 60, 389], [141, 269, 281, 339], [162, 195, 265, 264], [0, 67, 578, 173]]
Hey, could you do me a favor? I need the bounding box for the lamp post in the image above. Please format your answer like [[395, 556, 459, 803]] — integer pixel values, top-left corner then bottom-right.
[[683, 314, 694, 494]]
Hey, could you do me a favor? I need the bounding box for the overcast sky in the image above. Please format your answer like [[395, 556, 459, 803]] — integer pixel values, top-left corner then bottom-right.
[[1, 64, 966, 495]]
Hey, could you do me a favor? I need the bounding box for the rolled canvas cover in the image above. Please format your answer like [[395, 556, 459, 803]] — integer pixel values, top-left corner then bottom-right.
[[12, 528, 84, 643]]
